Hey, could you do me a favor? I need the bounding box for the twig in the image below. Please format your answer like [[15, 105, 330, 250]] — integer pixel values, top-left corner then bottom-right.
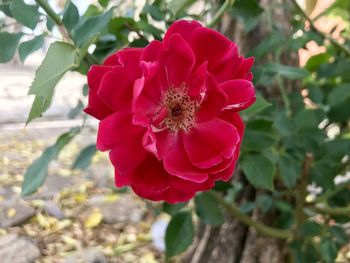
[[209, 191, 292, 239], [35, 0, 71, 41], [312, 205, 350, 216]]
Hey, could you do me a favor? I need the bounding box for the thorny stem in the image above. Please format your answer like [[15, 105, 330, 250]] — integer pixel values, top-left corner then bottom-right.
[[207, 0, 235, 28], [291, 0, 350, 57], [209, 191, 292, 239]]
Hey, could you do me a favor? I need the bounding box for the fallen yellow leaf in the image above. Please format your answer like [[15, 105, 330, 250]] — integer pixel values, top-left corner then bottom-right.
[[7, 208, 16, 218], [84, 208, 103, 228]]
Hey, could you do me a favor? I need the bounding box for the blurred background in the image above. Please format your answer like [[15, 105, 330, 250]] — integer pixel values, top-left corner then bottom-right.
[[0, 0, 350, 262]]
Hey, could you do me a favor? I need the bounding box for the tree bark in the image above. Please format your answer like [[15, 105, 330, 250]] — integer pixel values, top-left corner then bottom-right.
[[183, 1, 299, 262]]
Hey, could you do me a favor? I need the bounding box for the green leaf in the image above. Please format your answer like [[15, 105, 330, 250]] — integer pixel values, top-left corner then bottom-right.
[[242, 95, 271, 117], [327, 83, 350, 106], [162, 202, 187, 216], [242, 119, 277, 151], [278, 154, 301, 188], [142, 5, 164, 21], [98, 0, 109, 8], [21, 129, 79, 196], [299, 221, 322, 237], [256, 194, 273, 213], [168, 0, 196, 16], [262, 63, 310, 79], [0, 3, 12, 17], [18, 34, 44, 62], [165, 211, 194, 258], [240, 153, 275, 190], [247, 32, 284, 60], [27, 94, 53, 124], [329, 225, 349, 245], [195, 192, 224, 226], [0, 32, 23, 63], [213, 181, 233, 191], [10, 0, 40, 30], [72, 144, 97, 170], [231, 0, 263, 32], [68, 100, 84, 119], [73, 9, 113, 46], [63, 1, 80, 33], [320, 238, 338, 263], [27, 42, 77, 123], [305, 53, 331, 72]]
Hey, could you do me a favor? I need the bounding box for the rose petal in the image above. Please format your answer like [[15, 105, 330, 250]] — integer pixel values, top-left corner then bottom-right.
[[196, 74, 227, 122], [183, 118, 239, 169], [190, 27, 239, 82], [234, 57, 254, 81], [163, 20, 202, 46], [84, 65, 114, 120], [169, 175, 215, 193], [130, 155, 193, 203], [220, 79, 256, 111], [163, 33, 195, 87], [163, 134, 209, 183]]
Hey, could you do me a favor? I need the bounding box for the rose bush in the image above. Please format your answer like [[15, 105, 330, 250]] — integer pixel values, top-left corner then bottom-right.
[[85, 20, 255, 203]]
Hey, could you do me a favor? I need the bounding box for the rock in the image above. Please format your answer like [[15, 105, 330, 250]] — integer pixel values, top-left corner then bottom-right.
[[96, 195, 143, 224], [0, 234, 41, 263], [64, 248, 106, 263], [43, 200, 64, 220], [0, 187, 16, 201], [0, 200, 35, 228], [42, 175, 75, 195]]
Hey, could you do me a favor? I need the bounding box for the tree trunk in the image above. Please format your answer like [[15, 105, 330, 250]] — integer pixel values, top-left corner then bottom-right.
[[184, 1, 299, 262]]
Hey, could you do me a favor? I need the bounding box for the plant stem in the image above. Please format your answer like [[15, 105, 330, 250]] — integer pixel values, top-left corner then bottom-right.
[[35, 0, 62, 25], [291, 0, 350, 57], [207, 0, 235, 28], [294, 153, 313, 237], [35, 0, 71, 41], [312, 205, 350, 216], [210, 191, 292, 239]]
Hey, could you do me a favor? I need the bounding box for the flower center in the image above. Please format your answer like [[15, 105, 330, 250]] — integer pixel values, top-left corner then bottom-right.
[[161, 87, 197, 132]]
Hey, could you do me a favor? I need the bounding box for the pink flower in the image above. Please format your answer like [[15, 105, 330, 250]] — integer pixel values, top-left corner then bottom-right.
[[84, 20, 255, 203]]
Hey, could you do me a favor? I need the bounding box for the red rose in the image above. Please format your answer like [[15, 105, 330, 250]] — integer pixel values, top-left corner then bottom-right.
[[84, 20, 255, 203]]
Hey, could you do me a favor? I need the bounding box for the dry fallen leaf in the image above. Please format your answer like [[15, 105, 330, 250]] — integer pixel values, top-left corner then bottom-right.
[[7, 208, 16, 218], [84, 208, 103, 228]]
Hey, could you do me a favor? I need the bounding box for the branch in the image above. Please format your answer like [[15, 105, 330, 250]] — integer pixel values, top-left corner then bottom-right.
[[291, 0, 350, 57], [35, 0, 62, 25], [209, 191, 292, 239], [207, 0, 235, 28], [35, 0, 70, 41], [312, 205, 350, 216]]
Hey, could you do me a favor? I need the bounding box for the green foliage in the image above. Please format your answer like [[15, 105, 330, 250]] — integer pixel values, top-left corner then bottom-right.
[[0, 32, 23, 63], [195, 192, 224, 225], [73, 9, 113, 47], [9, 0, 40, 30], [165, 211, 194, 258], [18, 34, 44, 62], [21, 128, 79, 196], [72, 144, 97, 170], [27, 42, 77, 123], [241, 152, 275, 190]]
